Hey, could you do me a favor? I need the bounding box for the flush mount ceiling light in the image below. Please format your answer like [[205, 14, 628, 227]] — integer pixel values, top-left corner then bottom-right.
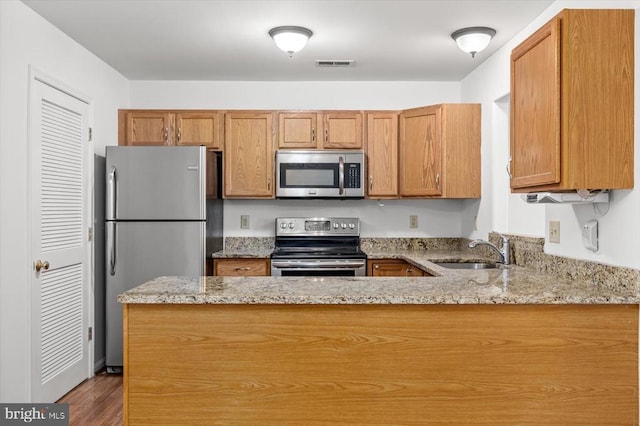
[[451, 27, 496, 58], [269, 26, 313, 57]]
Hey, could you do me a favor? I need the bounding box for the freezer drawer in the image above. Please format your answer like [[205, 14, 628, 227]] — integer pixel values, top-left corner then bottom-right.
[[105, 146, 206, 220], [105, 221, 205, 368]]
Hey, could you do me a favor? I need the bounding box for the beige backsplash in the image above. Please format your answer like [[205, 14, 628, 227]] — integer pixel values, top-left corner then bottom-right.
[[489, 232, 639, 293]]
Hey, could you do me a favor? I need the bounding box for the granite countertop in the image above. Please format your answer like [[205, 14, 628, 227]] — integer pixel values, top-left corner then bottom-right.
[[210, 249, 273, 259], [120, 249, 639, 305]]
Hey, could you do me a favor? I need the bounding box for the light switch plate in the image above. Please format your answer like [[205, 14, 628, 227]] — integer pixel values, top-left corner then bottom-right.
[[549, 220, 560, 243], [582, 220, 598, 251], [409, 215, 418, 228], [240, 215, 250, 229]]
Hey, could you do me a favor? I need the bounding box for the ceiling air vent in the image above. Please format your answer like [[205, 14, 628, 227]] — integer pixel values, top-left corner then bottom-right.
[[315, 60, 354, 67]]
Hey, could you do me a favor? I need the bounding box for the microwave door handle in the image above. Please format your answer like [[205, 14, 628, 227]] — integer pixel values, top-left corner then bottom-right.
[[338, 156, 345, 195]]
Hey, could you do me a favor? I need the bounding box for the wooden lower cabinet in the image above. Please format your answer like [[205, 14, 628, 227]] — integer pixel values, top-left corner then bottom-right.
[[213, 258, 270, 276], [123, 304, 638, 425], [368, 259, 427, 276]]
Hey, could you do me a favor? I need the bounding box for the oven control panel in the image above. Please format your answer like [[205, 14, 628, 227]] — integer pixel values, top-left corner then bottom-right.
[[275, 217, 360, 236]]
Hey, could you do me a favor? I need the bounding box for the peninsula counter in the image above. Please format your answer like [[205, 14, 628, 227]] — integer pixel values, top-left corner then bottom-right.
[[119, 265, 638, 425]]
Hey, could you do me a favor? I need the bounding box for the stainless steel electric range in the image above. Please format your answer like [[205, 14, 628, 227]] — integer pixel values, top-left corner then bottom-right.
[[270, 217, 367, 277]]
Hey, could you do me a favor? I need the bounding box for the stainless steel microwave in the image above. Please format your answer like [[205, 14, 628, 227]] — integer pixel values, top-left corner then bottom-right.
[[275, 150, 365, 198]]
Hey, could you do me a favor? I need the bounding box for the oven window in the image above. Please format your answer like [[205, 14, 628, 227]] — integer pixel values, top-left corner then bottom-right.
[[280, 163, 338, 188]]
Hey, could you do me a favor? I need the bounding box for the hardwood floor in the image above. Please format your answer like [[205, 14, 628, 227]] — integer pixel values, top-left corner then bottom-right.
[[57, 371, 123, 425]]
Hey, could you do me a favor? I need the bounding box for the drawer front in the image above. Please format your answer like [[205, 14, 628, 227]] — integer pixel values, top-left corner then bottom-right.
[[214, 259, 269, 276]]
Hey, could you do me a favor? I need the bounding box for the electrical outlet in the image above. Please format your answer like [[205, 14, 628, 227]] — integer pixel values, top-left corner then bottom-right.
[[409, 215, 418, 229], [240, 215, 250, 229], [549, 220, 560, 243]]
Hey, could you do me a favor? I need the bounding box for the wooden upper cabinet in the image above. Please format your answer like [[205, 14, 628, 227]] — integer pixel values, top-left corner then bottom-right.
[[399, 104, 480, 198], [399, 106, 442, 196], [125, 111, 173, 146], [121, 110, 224, 149], [278, 112, 319, 149], [510, 9, 634, 192], [224, 112, 274, 198], [322, 112, 363, 149], [366, 112, 398, 198], [175, 112, 223, 149]]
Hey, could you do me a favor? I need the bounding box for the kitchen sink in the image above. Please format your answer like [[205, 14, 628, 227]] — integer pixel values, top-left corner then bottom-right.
[[434, 262, 498, 270]]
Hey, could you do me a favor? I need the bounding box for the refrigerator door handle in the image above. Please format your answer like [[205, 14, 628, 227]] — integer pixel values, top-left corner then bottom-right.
[[106, 166, 117, 220], [107, 221, 116, 276]]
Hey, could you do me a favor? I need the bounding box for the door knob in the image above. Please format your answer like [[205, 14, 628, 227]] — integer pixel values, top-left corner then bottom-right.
[[34, 260, 50, 272]]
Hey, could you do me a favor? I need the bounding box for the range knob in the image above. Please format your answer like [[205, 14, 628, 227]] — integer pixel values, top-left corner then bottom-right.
[[349, 223, 355, 229], [341, 223, 347, 229], [279, 222, 287, 229], [333, 223, 339, 229], [288, 222, 295, 229]]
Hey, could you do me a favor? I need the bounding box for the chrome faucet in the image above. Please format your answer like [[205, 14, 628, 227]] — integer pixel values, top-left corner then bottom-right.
[[468, 235, 510, 265]]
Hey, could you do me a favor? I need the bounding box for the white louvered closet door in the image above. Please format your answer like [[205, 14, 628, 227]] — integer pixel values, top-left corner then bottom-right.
[[30, 77, 90, 402]]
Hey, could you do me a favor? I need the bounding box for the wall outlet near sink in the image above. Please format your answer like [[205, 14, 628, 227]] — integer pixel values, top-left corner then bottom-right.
[[240, 215, 250, 229], [409, 215, 418, 229]]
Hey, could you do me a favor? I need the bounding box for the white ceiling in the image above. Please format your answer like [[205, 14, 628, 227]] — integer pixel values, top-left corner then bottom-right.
[[22, 0, 554, 81]]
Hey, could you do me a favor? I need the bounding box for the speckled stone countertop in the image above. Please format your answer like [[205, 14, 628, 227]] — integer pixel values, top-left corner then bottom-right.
[[211, 249, 273, 259], [119, 249, 639, 305]]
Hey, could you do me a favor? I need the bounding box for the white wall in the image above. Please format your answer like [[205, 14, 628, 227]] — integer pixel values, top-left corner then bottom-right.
[[224, 199, 462, 238], [0, 0, 129, 401], [129, 80, 465, 238], [129, 80, 460, 111], [461, 0, 640, 269]]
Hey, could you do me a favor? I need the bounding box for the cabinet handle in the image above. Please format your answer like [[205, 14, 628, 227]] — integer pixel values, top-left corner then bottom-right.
[[506, 157, 512, 179], [406, 268, 413, 275], [324, 128, 328, 144], [435, 173, 440, 189], [234, 267, 251, 271], [164, 128, 169, 144], [375, 265, 379, 269], [177, 128, 181, 143], [369, 176, 373, 190], [311, 128, 315, 143], [267, 176, 271, 190]]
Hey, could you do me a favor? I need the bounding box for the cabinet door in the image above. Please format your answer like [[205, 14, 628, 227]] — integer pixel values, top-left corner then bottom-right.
[[368, 259, 427, 277], [214, 259, 269, 276], [224, 112, 274, 198], [399, 106, 442, 196], [366, 112, 398, 198], [322, 112, 363, 149], [176, 112, 223, 149], [126, 111, 173, 146], [278, 112, 319, 149], [369, 260, 407, 277], [510, 19, 561, 189]]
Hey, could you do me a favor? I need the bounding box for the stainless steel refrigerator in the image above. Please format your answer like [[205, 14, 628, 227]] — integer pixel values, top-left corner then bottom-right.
[[105, 146, 222, 373]]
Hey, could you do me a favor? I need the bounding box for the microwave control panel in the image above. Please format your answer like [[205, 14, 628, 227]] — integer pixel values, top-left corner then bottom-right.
[[345, 163, 361, 188]]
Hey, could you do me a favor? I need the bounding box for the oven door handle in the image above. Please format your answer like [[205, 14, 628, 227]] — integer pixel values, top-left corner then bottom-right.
[[271, 261, 365, 268]]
